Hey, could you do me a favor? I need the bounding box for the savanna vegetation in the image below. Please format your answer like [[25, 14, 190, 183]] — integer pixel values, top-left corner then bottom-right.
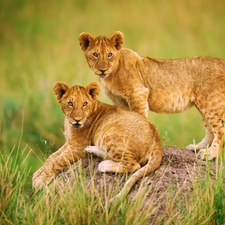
[[0, 0, 225, 224]]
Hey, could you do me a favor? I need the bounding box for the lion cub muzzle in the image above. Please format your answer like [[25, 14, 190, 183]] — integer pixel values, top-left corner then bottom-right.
[[96, 66, 110, 78], [69, 119, 83, 129], [69, 122, 82, 129]]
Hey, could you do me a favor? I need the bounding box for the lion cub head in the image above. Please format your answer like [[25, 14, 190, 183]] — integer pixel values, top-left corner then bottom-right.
[[79, 31, 124, 78], [53, 81, 101, 129]]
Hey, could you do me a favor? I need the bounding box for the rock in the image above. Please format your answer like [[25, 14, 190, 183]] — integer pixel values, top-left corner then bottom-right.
[[54, 146, 217, 222]]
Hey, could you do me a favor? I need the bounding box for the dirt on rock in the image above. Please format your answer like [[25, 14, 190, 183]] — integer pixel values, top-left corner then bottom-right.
[[55, 146, 217, 222]]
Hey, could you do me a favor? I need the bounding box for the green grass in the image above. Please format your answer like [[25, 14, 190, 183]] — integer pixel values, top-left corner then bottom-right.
[[1, 143, 225, 224], [1, 0, 225, 223], [0, 147, 160, 225], [169, 163, 225, 225]]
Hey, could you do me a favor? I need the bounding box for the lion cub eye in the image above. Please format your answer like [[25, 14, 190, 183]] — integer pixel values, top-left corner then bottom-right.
[[108, 53, 113, 58], [83, 102, 88, 107], [68, 102, 73, 107], [93, 53, 98, 58]]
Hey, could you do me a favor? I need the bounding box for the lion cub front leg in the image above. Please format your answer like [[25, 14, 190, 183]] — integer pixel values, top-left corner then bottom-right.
[[126, 87, 149, 118], [33, 143, 69, 182], [32, 145, 86, 189]]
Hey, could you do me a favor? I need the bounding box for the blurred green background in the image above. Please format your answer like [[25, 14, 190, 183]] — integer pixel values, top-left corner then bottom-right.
[[1, 0, 225, 191]]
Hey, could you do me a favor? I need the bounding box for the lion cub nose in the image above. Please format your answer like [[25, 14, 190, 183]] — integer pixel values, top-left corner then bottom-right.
[[99, 69, 107, 73], [74, 118, 82, 123]]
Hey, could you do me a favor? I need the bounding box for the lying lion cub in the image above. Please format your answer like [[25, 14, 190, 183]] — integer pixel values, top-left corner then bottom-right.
[[79, 31, 225, 160], [32, 81, 162, 200]]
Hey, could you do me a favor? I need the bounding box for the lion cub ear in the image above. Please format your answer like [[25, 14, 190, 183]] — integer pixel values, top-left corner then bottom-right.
[[109, 31, 124, 50], [79, 32, 95, 51], [53, 81, 70, 101], [85, 82, 101, 100]]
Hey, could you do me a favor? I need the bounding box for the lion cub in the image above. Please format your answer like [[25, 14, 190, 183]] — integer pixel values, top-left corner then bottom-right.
[[79, 31, 225, 160], [32, 81, 162, 200]]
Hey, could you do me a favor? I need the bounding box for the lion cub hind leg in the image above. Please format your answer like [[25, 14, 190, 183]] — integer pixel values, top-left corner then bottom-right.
[[194, 99, 225, 160], [111, 151, 162, 202], [197, 118, 224, 160], [98, 160, 141, 173], [186, 113, 214, 150], [84, 146, 111, 160], [84, 146, 141, 172]]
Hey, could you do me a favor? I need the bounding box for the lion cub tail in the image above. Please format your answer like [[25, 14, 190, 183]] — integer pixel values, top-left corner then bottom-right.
[[111, 151, 162, 202]]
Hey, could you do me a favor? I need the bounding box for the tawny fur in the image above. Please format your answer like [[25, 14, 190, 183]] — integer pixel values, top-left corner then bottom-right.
[[79, 31, 225, 160], [32, 81, 162, 200]]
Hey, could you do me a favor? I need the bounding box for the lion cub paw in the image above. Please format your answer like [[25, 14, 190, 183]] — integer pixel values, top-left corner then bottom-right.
[[32, 173, 54, 189], [32, 177, 45, 189], [197, 148, 217, 160], [84, 146, 100, 154], [33, 167, 44, 181], [98, 160, 120, 173], [186, 144, 198, 151], [186, 139, 211, 151], [186, 143, 209, 151]]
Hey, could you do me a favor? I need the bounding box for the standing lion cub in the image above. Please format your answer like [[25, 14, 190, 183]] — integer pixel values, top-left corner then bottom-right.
[[32, 81, 162, 200], [79, 31, 225, 160]]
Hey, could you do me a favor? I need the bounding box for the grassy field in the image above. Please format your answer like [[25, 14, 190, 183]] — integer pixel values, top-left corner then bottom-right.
[[1, 145, 225, 224], [1, 0, 225, 223]]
